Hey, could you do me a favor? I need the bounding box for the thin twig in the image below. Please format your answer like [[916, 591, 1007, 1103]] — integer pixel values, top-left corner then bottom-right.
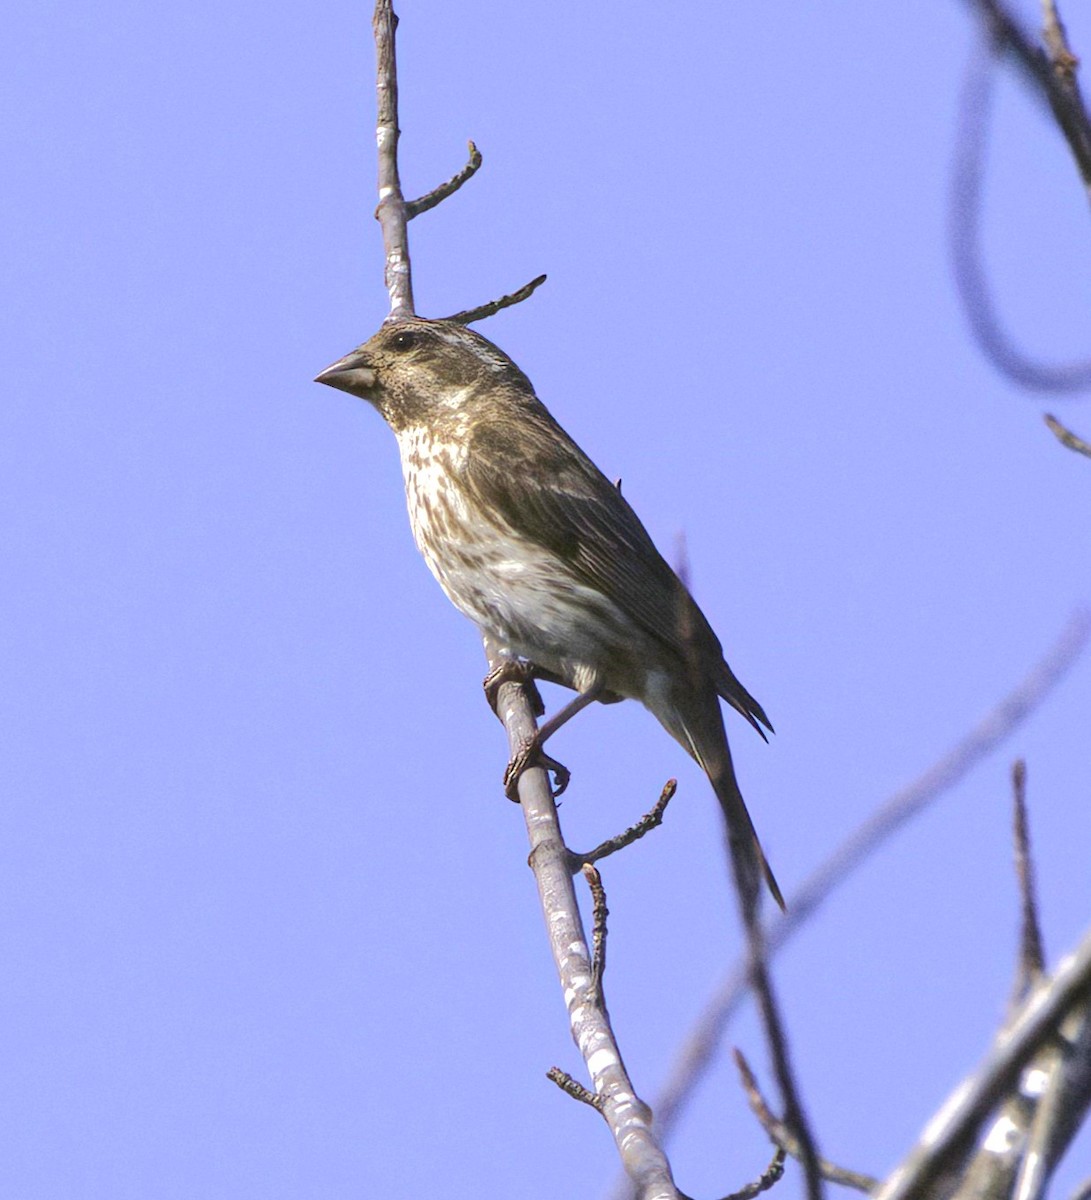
[[583, 863, 609, 1006], [547, 1066, 606, 1112], [732, 1050, 879, 1194], [623, 613, 1089, 1174], [372, 0, 414, 318], [950, 42, 1091, 393], [569, 779, 678, 867], [446, 273, 548, 325], [740, 904, 823, 1200], [1011, 759, 1046, 1000], [406, 140, 483, 218], [486, 635, 681, 1200], [723, 1147, 787, 1200], [875, 923, 1091, 1200], [686, 1147, 786, 1200], [1045, 414, 1091, 457]]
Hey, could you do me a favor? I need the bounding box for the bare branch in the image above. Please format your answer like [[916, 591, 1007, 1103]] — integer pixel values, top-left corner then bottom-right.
[[875, 923, 1091, 1200], [446, 273, 548, 325], [719, 1148, 787, 1200], [681, 1147, 787, 1200], [732, 1050, 879, 1194], [485, 635, 681, 1200], [1011, 759, 1045, 1000], [1014, 1003, 1091, 1200], [739, 903, 824, 1200], [629, 613, 1089, 1166], [950, 43, 1091, 393], [372, 0, 414, 318], [1071, 1176, 1091, 1200], [1045, 413, 1091, 457], [406, 140, 483, 219], [963, 0, 1091, 196], [568, 779, 678, 867]]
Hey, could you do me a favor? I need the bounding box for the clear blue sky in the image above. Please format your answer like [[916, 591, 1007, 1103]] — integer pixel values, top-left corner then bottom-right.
[[3, 1, 1090, 1196]]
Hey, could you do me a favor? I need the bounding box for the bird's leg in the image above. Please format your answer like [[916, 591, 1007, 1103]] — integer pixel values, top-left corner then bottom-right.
[[503, 681, 606, 800], [483, 658, 547, 717]]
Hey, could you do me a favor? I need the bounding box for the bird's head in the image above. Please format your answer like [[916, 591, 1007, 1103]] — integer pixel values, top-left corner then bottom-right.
[[314, 317, 531, 432]]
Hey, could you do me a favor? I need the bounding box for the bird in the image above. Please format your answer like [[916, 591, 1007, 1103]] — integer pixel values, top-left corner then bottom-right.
[[315, 317, 783, 909]]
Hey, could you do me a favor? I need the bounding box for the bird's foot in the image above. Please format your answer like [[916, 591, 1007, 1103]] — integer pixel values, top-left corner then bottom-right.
[[503, 735, 571, 801], [483, 660, 545, 718]]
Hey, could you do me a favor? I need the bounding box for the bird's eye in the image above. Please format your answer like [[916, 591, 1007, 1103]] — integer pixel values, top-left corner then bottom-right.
[[390, 329, 419, 352]]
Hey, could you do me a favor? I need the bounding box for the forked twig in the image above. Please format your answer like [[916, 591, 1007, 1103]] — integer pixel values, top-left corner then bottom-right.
[[732, 1050, 879, 1194]]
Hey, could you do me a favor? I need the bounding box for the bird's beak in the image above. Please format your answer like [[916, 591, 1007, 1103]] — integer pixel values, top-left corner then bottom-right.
[[314, 349, 378, 397]]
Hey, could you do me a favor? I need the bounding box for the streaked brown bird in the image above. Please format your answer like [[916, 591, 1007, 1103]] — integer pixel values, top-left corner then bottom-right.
[[316, 318, 782, 908]]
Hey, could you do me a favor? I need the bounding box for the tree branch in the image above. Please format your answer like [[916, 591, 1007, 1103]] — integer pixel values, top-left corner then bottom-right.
[[963, 0, 1091, 198], [622, 613, 1089, 1172], [875, 923, 1091, 1200], [485, 634, 681, 1200], [372, 0, 414, 318], [949, 40, 1091, 393], [732, 1050, 878, 1194]]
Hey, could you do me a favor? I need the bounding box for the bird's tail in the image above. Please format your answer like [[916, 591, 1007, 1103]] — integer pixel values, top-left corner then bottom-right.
[[671, 696, 785, 912]]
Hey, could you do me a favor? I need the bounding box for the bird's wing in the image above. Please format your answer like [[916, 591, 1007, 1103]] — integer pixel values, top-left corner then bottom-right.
[[464, 410, 772, 735]]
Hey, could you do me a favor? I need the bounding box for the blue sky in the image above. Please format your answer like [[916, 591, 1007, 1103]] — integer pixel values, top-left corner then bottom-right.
[[3, 1, 1090, 1196]]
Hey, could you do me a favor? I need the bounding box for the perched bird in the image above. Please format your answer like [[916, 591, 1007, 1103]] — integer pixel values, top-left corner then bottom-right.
[[316, 317, 782, 908]]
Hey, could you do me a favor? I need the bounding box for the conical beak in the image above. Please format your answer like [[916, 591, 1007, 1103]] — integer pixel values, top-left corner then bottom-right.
[[314, 348, 378, 397]]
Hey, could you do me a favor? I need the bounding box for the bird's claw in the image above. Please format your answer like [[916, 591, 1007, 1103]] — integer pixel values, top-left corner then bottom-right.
[[503, 736, 571, 801], [483, 660, 545, 718]]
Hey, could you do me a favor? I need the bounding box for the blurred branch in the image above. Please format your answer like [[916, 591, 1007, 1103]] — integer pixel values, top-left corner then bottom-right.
[[1010, 759, 1045, 1000], [732, 1050, 879, 1194], [626, 613, 1089, 1168], [675, 540, 823, 1200], [950, 40, 1091, 393], [963, 0, 1091, 196], [1045, 413, 1091, 456], [876, 924, 1091, 1200]]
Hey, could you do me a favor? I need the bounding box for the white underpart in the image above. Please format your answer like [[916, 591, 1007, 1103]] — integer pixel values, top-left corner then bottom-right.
[[395, 423, 639, 696]]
